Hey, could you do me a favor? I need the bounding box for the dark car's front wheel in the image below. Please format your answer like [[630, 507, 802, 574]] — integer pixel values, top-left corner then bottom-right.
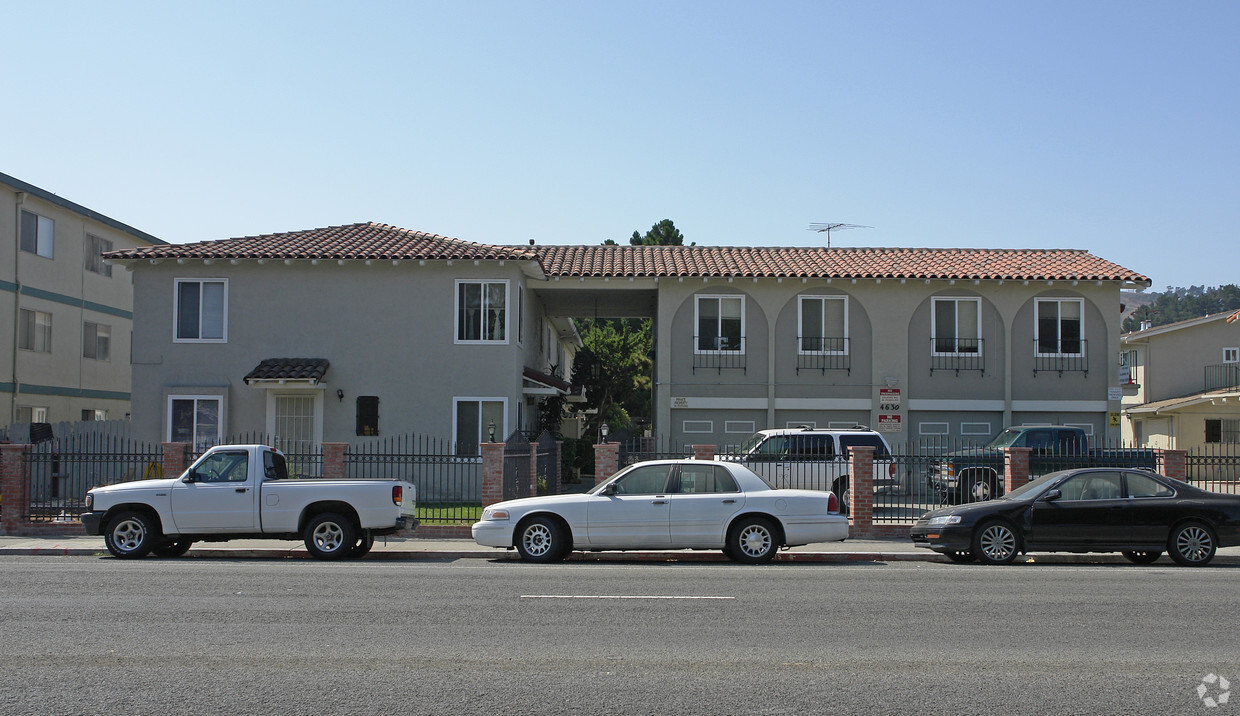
[[1168, 521, 1216, 567], [972, 520, 1020, 565]]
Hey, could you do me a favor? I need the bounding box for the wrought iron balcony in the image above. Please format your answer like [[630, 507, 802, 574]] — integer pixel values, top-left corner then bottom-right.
[[1206, 364, 1240, 392], [796, 336, 851, 374], [1033, 339, 1089, 376], [930, 338, 985, 375]]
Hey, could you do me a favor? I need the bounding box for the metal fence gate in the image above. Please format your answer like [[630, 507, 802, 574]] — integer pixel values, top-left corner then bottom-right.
[[503, 431, 532, 501], [535, 430, 558, 495]]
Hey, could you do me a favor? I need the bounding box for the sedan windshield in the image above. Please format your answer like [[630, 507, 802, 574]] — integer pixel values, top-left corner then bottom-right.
[[998, 472, 1066, 501]]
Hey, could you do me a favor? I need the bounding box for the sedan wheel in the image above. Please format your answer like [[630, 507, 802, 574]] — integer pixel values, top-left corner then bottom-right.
[[944, 551, 976, 563], [972, 521, 1019, 565], [727, 517, 778, 564], [515, 516, 568, 563], [1168, 522, 1216, 567], [1121, 550, 1161, 565]]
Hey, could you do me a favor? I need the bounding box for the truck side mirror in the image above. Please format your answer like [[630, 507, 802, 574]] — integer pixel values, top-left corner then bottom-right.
[[183, 470, 199, 484]]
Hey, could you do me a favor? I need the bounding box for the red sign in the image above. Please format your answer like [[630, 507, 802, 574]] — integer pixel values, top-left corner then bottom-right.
[[878, 414, 902, 432]]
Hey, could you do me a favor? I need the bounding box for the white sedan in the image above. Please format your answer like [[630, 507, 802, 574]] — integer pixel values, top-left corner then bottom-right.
[[471, 459, 848, 563]]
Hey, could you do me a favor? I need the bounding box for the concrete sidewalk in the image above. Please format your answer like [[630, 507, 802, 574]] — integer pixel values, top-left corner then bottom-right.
[[3, 534, 1238, 564]]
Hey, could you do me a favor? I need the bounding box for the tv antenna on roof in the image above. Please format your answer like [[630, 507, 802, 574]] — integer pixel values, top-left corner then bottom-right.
[[809, 222, 872, 248]]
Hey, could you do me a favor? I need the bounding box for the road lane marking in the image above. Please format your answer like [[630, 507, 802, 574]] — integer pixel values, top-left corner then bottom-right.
[[520, 595, 735, 600]]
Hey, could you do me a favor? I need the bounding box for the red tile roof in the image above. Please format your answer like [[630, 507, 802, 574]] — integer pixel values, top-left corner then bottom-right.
[[534, 245, 1150, 283], [103, 222, 1150, 284], [105, 222, 538, 262]]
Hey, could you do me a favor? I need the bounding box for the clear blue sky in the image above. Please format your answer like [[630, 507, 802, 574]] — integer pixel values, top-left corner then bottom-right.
[[4, 1, 1236, 291]]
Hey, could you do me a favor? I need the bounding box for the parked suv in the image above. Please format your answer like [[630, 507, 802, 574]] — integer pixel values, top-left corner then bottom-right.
[[723, 426, 897, 514]]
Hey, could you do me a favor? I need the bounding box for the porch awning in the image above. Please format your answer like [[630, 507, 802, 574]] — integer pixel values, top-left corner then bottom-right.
[[522, 367, 571, 396], [1125, 388, 1240, 415], [243, 358, 331, 386]]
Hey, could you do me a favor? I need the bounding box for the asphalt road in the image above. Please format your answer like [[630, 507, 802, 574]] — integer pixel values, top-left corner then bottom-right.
[[2, 556, 1238, 715]]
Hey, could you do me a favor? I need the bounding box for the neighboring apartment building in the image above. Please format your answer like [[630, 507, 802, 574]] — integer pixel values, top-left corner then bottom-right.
[[1, 172, 164, 429], [106, 226, 1149, 451], [1120, 310, 1240, 450]]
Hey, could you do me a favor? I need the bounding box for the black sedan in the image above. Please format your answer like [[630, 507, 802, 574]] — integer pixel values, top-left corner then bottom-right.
[[910, 468, 1240, 566]]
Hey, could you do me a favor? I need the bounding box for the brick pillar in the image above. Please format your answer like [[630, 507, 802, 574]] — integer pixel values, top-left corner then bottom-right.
[[593, 442, 620, 484], [161, 443, 191, 480], [1157, 449, 1188, 480], [528, 443, 539, 495], [1003, 447, 1031, 495], [481, 442, 505, 507], [1, 444, 32, 533], [848, 445, 875, 536], [692, 444, 716, 461], [321, 443, 348, 479]]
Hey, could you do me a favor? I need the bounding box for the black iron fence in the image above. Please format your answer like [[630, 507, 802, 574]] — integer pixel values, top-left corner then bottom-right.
[[1186, 443, 1240, 493], [347, 433, 480, 524], [191, 433, 323, 478], [617, 436, 693, 467], [25, 434, 162, 522]]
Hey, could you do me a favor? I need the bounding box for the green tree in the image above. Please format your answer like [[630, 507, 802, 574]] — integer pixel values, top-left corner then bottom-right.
[[570, 318, 653, 438], [1122, 284, 1240, 332], [629, 218, 691, 246]]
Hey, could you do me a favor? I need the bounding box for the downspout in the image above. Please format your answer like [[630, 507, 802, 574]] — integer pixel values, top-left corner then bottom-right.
[[11, 191, 24, 425]]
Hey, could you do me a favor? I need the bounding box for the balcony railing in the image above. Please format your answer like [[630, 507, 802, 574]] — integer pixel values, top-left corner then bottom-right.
[[693, 335, 746, 374], [930, 338, 985, 375], [796, 336, 850, 374], [1033, 339, 1089, 376], [1206, 364, 1240, 392]]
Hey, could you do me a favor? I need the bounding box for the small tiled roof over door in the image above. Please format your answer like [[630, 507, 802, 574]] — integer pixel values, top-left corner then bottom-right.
[[243, 358, 331, 385]]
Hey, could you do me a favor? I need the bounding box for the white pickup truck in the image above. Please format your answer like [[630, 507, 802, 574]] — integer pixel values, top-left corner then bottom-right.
[[80, 444, 418, 560]]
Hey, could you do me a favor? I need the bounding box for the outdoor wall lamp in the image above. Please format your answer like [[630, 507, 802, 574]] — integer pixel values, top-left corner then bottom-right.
[[600, 422, 609, 443], [336, 388, 344, 402], [488, 420, 496, 442]]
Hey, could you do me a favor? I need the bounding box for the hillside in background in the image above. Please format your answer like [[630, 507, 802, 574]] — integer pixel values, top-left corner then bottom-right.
[[1121, 285, 1240, 333]]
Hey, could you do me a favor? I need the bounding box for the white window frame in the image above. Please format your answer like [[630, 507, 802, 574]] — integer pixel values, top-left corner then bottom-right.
[[919, 422, 949, 436], [173, 278, 229, 343], [931, 297, 982, 356], [17, 406, 49, 423], [1035, 297, 1084, 357], [83, 321, 111, 361], [20, 210, 54, 258], [167, 395, 223, 449], [452, 397, 508, 458], [454, 279, 509, 344], [960, 422, 992, 436], [18, 308, 53, 353], [695, 295, 745, 354], [798, 295, 849, 355], [725, 420, 756, 434], [683, 420, 714, 434], [517, 284, 525, 344], [1224, 348, 1239, 364], [86, 234, 113, 276]]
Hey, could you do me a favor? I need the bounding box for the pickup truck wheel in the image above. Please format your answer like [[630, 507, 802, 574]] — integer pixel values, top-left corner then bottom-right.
[[832, 478, 850, 516], [152, 539, 193, 558], [515, 516, 567, 563], [1168, 521, 1216, 567], [727, 517, 778, 564], [104, 510, 158, 559], [350, 532, 375, 558], [967, 474, 996, 503], [972, 520, 1020, 565], [1121, 550, 1161, 565], [304, 513, 357, 560]]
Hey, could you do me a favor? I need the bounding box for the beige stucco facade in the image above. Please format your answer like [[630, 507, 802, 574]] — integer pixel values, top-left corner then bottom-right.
[[0, 173, 163, 429]]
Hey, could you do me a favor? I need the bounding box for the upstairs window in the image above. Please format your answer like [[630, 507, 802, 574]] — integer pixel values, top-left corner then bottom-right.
[[20, 210, 54, 258], [169, 395, 222, 449], [86, 234, 113, 276], [83, 321, 111, 361], [456, 280, 507, 343], [696, 295, 744, 353], [18, 308, 52, 353], [175, 279, 227, 342], [799, 296, 848, 354], [932, 297, 981, 354], [1036, 298, 1083, 356], [1224, 348, 1239, 364]]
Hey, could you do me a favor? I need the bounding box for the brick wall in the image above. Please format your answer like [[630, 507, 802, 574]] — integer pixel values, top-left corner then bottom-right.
[[594, 442, 619, 483], [1003, 447, 1031, 494], [846, 445, 876, 538]]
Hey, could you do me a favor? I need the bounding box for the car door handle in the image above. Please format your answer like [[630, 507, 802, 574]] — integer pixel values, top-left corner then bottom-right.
[[652, 500, 667, 505], [235, 488, 248, 493], [722, 499, 736, 504]]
